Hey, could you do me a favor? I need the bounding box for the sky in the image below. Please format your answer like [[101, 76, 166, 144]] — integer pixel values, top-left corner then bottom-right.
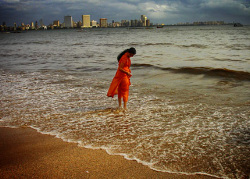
[[0, 0, 250, 26]]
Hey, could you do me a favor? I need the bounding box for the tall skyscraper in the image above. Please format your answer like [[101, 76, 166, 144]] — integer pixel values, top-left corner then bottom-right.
[[146, 19, 150, 27], [82, 15, 91, 28], [64, 16, 73, 28], [141, 15, 147, 26], [100, 18, 107, 28], [31, 22, 35, 29]]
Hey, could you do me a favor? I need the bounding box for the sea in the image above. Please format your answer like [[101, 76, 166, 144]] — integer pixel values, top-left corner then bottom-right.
[[0, 26, 249, 179]]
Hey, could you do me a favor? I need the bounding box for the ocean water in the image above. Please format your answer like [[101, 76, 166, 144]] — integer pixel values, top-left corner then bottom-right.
[[0, 26, 249, 178]]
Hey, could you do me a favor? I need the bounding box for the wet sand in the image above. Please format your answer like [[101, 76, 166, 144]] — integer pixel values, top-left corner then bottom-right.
[[0, 127, 216, 179]]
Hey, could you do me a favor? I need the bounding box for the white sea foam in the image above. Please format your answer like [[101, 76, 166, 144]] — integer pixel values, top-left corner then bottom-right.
[[1, 70, 249, 179]]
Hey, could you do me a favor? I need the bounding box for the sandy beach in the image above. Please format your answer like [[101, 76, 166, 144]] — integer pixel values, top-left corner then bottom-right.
[[0, 127, 217, 179]]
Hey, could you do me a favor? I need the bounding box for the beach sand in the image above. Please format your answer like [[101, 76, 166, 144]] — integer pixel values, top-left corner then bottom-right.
[[0, 127, 216, 179]]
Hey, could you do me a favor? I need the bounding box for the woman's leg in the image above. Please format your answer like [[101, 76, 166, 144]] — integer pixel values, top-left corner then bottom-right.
[[124, 101, 127, 110], [118, 97, 122, 108], [118, 78, 129, 109]]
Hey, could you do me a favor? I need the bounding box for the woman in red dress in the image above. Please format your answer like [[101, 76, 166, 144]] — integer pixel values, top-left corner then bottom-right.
[[107, 47, 136, 110]]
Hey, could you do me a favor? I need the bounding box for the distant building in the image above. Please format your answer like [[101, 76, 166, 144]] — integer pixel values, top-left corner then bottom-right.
[[100, 18, 107, 28], [130, 19, 141, 27], [53, 20, 60, 27], [121, 20, 129, 27], [82, 15, 91, 28], [20, 23, 25, 31], [112, 21, 120, 27], [14, 22, 17, 31], [77, 21, 82, 28], [35, 21, 38, 29], [25, 24, 30, 30], [30, 22, 35, 30], [39, 19, 44, 27], [73, 20, 77, 28], [141, 15, 147, 26], [192, 21, 225, 26], [64, 16, 73, 28], [146, 19, 150, 27], [130, 20, 135, 27], [91, 20, 97, 27], [135, 20, 139, 27]]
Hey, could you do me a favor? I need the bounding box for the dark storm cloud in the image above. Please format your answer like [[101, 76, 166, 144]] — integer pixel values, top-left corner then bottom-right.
[[0, 0, 249, 26], [136, 0, 250, 24]]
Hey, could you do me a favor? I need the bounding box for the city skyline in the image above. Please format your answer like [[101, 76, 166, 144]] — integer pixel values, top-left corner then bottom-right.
[[0, 0, 250, 26], [1, 13, 153, 29]]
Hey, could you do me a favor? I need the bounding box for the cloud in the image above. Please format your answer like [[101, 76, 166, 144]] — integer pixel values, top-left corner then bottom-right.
[[145, 0, 250, 24], [0, 0, 250, 26], [2, 0, 20, 2], [201, 0, 250, 14], [196, 0, 250, 23], [137, 2, 169, 19]]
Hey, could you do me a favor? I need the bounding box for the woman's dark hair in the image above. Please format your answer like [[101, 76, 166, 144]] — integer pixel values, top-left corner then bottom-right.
[[117, 47, 136, 62]]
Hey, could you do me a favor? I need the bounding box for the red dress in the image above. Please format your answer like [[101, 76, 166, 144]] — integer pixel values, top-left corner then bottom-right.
[[107, 52, 131, 102]]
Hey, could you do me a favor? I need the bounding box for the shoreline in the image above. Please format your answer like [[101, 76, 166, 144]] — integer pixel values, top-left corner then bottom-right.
[[0, 127, 217, 179]]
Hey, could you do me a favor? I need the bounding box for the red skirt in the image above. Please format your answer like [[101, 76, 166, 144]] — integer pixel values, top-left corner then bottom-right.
[[107, 76, 130, 102]]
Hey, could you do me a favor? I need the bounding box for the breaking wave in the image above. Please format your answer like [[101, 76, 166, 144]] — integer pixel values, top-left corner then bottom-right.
[[178, 44, 208, 49], [132, 63, 250, 81]]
